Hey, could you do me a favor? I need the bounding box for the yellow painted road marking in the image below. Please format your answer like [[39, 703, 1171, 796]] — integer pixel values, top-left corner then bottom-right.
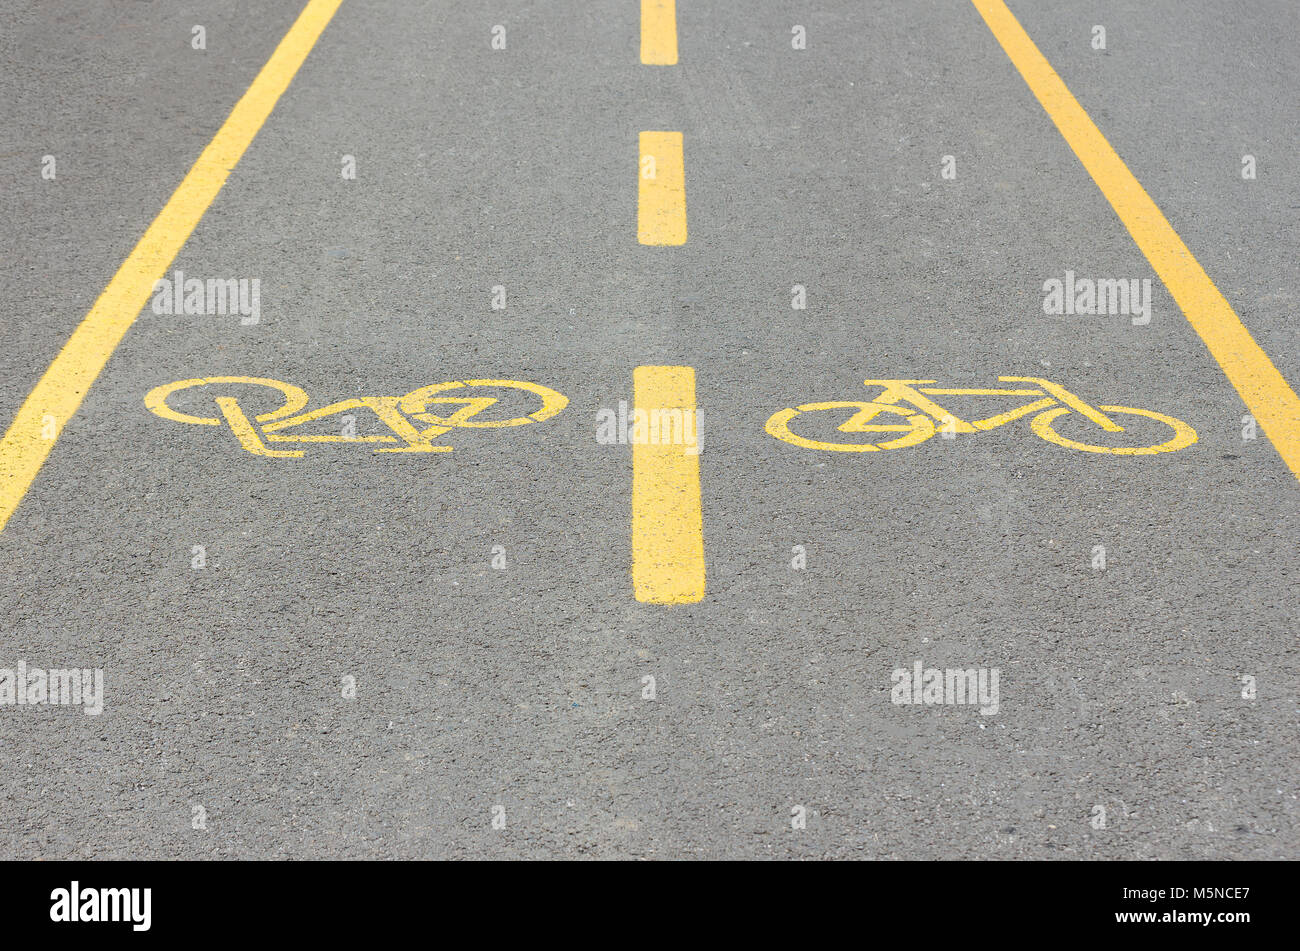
[[632, 366, 705, 604], [638, 131, 687, 246], [145, 376, 567, 455], [640, 0, 679, 65], [972, 0, 1300, 481], [766, 375, 1198, 454], [0, 0, 344, 532]]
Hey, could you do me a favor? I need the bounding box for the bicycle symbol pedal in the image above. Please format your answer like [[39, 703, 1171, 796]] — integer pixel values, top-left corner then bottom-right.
[[144, 376, 569, 457], [765, 376, 1197, 456]]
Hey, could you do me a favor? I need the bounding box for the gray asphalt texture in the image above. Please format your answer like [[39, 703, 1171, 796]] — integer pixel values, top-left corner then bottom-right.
[[0, 0, 1296, 859]]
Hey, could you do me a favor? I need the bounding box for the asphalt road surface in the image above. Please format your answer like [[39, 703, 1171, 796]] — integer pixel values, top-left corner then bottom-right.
[[1, 0, 1296, 859]]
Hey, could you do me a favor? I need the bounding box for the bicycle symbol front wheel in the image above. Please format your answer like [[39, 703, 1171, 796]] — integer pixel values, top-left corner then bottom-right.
[[1030, 404, 1197, 454]]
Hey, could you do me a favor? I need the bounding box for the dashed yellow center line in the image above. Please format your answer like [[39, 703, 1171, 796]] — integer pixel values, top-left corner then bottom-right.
[[640, 0, 679, 66], [632, 365, 705, 604], [972, 0, 1300, 481], [0, 0, 344, 533], [638, 131, 687, 246]]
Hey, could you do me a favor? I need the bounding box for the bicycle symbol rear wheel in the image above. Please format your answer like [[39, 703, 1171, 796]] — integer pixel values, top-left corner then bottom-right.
[[765, 401, 935, 452], [399, 379, 568, 428]]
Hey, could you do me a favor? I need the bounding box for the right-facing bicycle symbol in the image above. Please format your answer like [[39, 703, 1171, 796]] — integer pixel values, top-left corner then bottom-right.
[[764, 376, 1198, 454]]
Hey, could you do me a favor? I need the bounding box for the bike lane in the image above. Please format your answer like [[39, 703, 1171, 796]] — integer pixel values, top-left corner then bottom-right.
[[0, 0, 1293, 858], [668, 0, 1298, 856]]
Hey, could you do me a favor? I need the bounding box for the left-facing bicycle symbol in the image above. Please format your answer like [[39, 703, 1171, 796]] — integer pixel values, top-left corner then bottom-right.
[[144, 376, 569, 457]]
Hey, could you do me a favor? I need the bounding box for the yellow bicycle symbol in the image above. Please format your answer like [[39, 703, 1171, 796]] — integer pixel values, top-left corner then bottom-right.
[[145, 376, 568, 457], [765, 377, 1197, 455]]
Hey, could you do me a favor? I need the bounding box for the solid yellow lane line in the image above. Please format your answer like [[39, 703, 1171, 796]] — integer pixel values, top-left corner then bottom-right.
[[971, 0, 1300, 481], [632, 365, 705, 604], [0, 0, 345, 532], [641, 0, 679, 65], [638, 131, 687, 246]]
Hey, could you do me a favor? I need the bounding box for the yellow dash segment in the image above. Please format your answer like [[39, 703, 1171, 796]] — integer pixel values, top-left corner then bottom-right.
[[971, 0, 1300, 481], [638, 131, 688, 246], [0, 0, 345, 532], [640, 0, 679, 65], [632, 365, 705, 604]]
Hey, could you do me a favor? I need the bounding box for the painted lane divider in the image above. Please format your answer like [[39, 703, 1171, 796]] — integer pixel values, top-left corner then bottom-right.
[[631, 366, 705, 604], [640, 0, 679, 65], [972, 0, 1300, 482], [638, 131, 687, 246], [0, 0, 345, 533]]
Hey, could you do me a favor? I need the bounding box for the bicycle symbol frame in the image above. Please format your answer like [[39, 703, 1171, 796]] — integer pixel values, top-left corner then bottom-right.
[[145, 376, 569, 457], [765, 376, 1198, 454]]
